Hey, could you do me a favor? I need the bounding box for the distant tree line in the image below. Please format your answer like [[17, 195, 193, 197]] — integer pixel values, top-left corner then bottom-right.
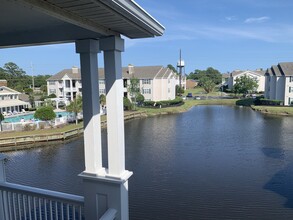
[[0, 62, 51, 93]]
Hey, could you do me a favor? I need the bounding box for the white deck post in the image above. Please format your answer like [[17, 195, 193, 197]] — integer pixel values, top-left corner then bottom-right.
[[75, 39, 105, 175], [100, 36, 126, 177]]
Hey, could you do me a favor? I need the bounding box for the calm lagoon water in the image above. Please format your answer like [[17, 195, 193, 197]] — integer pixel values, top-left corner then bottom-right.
[[4, 106, 293, 219]]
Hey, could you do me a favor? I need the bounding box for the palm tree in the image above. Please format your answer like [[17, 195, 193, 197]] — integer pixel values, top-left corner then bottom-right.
[[66, 95, 82, 124]]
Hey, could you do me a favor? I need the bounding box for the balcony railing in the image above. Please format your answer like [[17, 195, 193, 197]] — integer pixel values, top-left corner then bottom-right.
[[0, 156, 118, 220], [0, 182, 84, 220]]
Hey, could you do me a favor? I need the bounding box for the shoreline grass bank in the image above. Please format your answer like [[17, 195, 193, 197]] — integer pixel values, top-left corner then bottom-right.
[[251, 105, 293, 116]]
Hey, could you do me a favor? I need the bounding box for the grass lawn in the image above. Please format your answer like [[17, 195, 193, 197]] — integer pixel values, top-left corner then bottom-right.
[[251, 105, 293, 116], [0, 123, 83, 139], [184, 87, 223, 97]]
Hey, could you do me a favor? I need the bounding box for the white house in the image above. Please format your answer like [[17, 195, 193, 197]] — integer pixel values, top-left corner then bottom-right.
[[47, 66, 82, 102], [265, 62, 293, 106], [0, 86, 29, 115], [228, 70, 266, 92], [47, 65, 183, 102]]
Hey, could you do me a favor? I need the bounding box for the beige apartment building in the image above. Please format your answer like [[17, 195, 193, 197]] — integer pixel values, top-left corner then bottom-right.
[[47, 65, 185, 102], [228, 69, 266, 92]]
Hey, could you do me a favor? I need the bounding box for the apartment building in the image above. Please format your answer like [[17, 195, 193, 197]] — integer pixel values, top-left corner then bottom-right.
[[265, 62, 293, 106], [228, 70, 265, 92], [47, 65, 184, 102]]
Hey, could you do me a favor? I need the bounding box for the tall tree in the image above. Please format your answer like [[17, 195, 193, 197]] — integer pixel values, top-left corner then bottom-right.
[[233, 75, 258, 95], [187, 67, 222, 85], [167, 64, 177, 74], [66, 95, 83, 124], [199, 76, 216, 94], [2, 62, 30, 91], [3, 62, 26, 78], [128, 77, 140, 110]]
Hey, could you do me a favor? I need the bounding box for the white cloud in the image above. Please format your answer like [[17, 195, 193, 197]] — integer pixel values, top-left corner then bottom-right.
[[225, 16, 237, 21], [244, 16, 270, 24]]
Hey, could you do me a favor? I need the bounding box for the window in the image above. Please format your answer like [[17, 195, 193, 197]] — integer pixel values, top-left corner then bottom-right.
[[290, 76, 293, 82], [49, 89, 56, 94], [142, 79, 151, 84], [49, 81, 55, 85], [99, 80, 105, 85], [72, 80, 76, 88], [65, 80, 70, 88], [289, 87, 293, 93], [99, 89, 106, 94], [168, 88, 170, 93], [142, 88, 151, 94]]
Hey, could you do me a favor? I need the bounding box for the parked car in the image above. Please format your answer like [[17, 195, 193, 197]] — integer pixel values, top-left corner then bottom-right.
[[186, 93, 193, 98]]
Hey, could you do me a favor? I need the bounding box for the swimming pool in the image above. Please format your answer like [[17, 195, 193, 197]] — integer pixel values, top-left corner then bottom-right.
[[3, 112, 74, 123]]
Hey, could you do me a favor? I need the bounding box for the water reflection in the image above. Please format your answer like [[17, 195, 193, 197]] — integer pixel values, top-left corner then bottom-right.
[[4, 106, 293, 219], [264, 162, 293, 208]]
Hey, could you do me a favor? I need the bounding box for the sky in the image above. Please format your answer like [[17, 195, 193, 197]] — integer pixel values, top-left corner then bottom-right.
[[1, 0, 293, 76]]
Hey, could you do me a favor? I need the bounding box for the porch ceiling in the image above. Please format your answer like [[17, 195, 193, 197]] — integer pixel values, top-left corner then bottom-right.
[[0, 0, 165, 48]]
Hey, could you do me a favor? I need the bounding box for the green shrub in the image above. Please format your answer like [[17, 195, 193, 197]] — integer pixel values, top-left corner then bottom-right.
[[34, 106, 56, 121], [143, 97, 184, 108], [254, 98, 283, 106], [123, 97, 132, 110], [236, 98, 255, 106]]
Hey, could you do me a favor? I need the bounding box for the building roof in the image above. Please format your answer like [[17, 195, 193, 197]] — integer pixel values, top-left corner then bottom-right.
[[231, 70, 265, 77], [48, 66, 176, 81], [266, 62, 293, 77], [271, 65, 283, 76], [0, 99, 29, 108], [222, 73, 230, 78], [0, 86, 20, 95], [278, 62, 293, 76], [0, 0, 164, 48], [265, 68, 273, 76]]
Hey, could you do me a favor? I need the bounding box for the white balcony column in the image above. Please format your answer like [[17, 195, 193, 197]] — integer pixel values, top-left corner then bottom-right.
[[98, 36, 132, 220], [75, 39, 104, 176], [100, 36, 126, 177], [62, 79, 66, 98], [70, 79, 73, 101]]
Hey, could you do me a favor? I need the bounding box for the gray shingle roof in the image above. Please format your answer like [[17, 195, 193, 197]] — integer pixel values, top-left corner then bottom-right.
[[47, 69, 81, 81], [271, 65, 283, 76], [265, 68, 273, 76], [48, 66, 174, 81], [278, 62, 293, 76]]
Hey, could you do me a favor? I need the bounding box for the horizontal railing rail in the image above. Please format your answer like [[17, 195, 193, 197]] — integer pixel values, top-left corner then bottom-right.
[[99, 208, 117, 220], [0, 182, 84, 220]]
